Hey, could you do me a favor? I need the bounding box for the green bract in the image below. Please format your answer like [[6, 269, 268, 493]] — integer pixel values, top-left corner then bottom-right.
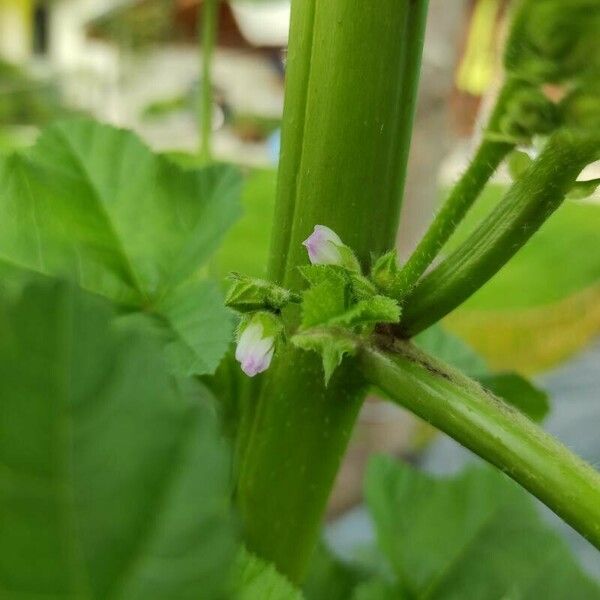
[[227, 251, 402, 384]]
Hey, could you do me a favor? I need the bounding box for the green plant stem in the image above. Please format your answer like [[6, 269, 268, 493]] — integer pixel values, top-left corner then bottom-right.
[[199, 0, 218, 160], [395, 78, 526, 297], [237, 0, 429, 582], [400, 129, 600, 335], [396, 139, 512, 295], [268, 1, 429, 286], [359, 337, 600, 549]]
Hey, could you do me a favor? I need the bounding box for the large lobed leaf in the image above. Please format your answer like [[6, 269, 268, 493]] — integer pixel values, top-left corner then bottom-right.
[[0, 119, 242, 375], [0, 280, 237, 599], [364, 456, 600, 599]]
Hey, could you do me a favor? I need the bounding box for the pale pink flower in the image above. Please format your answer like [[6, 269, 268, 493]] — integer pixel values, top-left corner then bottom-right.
[[235, 322, 275, 377], [302, 225, 344, 265]]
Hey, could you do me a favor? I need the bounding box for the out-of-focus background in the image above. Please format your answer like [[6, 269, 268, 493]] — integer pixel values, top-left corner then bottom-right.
[[1, 0, 599, 577]]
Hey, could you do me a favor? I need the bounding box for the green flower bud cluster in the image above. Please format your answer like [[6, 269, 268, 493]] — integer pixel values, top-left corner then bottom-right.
[[504, 0, 600, 84], [497, 84, 559, 142], [226, 226, 404, 382], [560, 81, 600, 132], [225, 273, 298, 377]]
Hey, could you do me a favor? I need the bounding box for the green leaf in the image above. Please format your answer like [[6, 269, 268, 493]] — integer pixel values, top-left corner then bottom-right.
[[233, 548, 304, 600], [303, 543, 366, 600], [214, 168, 277, 279], [292, 328, 358, 385], [328, 295, 400, 329], [414, 325, 488, 377], [365, 456, 600, 600], [415, 325, 549, 421], [299, 266, 399, 332], [352, 579, 406, 600], [0, 118, 242, 375], [299, 266, 350, 329], [0, 280, 237, 599]]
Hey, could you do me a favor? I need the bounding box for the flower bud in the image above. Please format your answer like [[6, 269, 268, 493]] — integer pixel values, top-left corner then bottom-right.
[[235, 313, 281, 377], [225, 272, 300, 313], [302, 225, 360, 271]]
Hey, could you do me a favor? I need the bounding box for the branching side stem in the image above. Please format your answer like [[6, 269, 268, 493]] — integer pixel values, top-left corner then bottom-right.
[[199, 0, 218, 160], [360, 337, 600, 549], [400, 129, 600, 335]]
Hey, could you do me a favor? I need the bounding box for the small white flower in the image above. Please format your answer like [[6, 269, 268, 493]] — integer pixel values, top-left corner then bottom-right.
[[302, 225, 344, 266], [235, 322, 275, 377]]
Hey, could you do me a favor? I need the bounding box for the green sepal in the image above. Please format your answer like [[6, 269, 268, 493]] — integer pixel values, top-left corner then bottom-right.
[[338, 245, 362, 272], [226, 272, 300, 314], [299, 266, 351, 329], [237, 310, 284, 341], [299, 265, 377, 301], [327, 295, 400, 329], [349, 272, 379, 301], [292, 328, 359, 385], [298, 265, 400, 331], [370, 251, 402, 297]]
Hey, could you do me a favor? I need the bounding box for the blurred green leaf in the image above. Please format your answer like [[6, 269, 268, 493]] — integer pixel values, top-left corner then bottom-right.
[[414, 325, 488, 378], [479, 372, 549, 423], [414, 325, 549, 422], [0, 59, 74, 127], [351, 579, 405, 600], [233, 548, 304, 600], [0, 119, 242, 375], [303, 543, 367, 600], [214, 168, 277, 279], [0, 280, 237, 599], [365, 456, 600, 599]]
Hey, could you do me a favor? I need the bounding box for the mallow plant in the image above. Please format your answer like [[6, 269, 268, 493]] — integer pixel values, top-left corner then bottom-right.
[[1, 0, 600, 598]]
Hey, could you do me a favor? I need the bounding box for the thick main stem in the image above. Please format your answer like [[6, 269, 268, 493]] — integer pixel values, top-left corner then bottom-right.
[[199, 0, 218, 160], [237, 0, 429, 582], [360, 338, 600, 549]]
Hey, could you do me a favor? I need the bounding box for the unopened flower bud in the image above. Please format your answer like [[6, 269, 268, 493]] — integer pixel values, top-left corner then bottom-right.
[[235, 313, 281, 377], [302, 225, 360, 271]]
